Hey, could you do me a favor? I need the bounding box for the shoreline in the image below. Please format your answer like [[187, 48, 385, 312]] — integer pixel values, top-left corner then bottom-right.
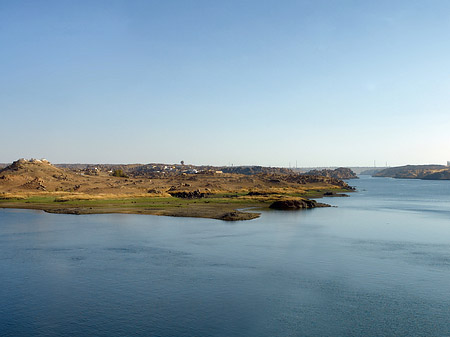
[[0, 192, 342, 221]]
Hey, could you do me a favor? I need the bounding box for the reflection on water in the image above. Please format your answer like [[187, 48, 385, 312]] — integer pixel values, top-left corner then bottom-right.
[[1, 176, 450, 336]]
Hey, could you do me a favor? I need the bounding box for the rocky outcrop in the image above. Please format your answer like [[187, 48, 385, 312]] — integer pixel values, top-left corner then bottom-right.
[[275, 174, 355, 190], [169, 190, 208, 199], [269, 199, 329, 210], [1, 159, 51, 173], [20, 178, 47, 191]]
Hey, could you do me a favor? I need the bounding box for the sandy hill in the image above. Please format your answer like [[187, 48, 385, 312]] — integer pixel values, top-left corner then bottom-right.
[[2, 159, 67, 177], [0, 159, 83, 192], [0, 158, 146, 195]]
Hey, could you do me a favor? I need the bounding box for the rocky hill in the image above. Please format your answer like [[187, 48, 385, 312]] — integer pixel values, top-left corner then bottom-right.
[[0, 158, 355, 195], [374, 165, 450, 180], [304, 167, 358, 179], [0, 159, 83, 192]]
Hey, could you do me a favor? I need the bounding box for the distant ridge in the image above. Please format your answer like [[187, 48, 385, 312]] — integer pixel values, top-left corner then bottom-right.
[[374, 164, 450, 180]]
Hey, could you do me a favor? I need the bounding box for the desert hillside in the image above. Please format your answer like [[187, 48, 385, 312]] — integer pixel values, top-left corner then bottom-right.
[[0, 159, 354, 195]]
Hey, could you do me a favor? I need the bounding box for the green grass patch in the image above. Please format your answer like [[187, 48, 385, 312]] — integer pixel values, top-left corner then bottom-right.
[[0, 195, 262, 208], [0, 196, 56, 203]]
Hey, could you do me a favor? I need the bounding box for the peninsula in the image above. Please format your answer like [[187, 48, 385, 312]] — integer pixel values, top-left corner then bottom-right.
[[0, 159, 355, 221], [374, 165, 450, 180]]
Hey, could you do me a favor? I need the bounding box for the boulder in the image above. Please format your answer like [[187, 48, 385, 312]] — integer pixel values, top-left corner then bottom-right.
[[269, 199, 318, 210], [169, 190, 207, 199]]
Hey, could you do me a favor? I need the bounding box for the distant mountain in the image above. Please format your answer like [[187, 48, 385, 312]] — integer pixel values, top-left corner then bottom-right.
[[374, 165, 450, 180]]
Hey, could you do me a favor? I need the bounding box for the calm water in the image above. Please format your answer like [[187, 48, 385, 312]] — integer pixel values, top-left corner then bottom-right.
[[1, 176, 450, 336]]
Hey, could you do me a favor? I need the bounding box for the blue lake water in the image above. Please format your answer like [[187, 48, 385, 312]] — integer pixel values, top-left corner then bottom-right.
[[1, 176, 450, 336]]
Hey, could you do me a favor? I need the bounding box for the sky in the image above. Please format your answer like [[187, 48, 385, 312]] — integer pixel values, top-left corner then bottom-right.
[[1, 0, 450, 167]]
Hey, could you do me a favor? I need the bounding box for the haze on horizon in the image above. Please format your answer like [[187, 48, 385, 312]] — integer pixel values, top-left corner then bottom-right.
[[1, 1, 449, 167]]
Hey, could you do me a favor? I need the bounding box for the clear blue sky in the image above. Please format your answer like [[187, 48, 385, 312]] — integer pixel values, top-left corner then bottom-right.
[[1, 0, 449, 166]]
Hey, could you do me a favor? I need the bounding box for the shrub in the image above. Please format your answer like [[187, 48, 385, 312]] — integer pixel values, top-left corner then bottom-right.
[[111, 169, 128, 178]]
